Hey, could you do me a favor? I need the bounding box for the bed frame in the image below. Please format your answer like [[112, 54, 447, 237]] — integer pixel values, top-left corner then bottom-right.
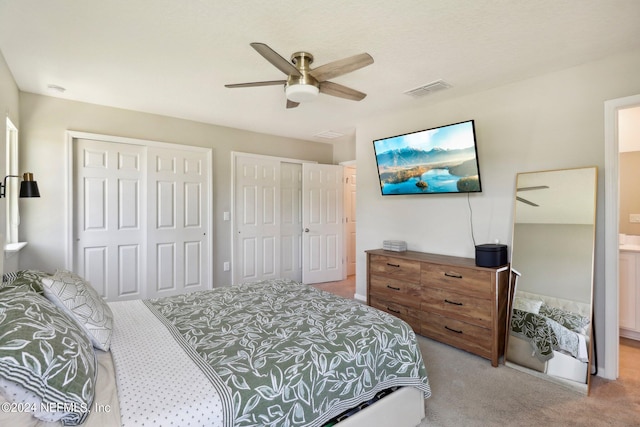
[[337, 387, 425, 427]]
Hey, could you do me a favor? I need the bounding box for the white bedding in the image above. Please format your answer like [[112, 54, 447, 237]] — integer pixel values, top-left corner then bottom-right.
[[108, 300, 232, 427]]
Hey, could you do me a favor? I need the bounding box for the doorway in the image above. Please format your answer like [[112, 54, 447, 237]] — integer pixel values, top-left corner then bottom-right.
[[232, 152, 345, 285], [603, 94, 640, 380]]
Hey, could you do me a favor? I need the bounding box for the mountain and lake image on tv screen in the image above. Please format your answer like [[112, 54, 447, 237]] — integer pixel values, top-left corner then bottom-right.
[[373, 120, 482, 195]]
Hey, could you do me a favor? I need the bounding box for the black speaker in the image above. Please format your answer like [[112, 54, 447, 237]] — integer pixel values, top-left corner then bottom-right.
[[475, 244, 508, 267]]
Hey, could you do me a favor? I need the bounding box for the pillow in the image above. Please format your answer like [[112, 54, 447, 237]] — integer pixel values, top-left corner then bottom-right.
[[539, 303, 590, 335], [513, 297, 543, 314], [41, 270, 113, 351], [0, 270, 51, 294], [0, 289, 96, 425]]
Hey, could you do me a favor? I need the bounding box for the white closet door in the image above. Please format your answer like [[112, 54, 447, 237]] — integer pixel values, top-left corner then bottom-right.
[[74, 139, 146, 300], [302, 163, 344, 284], [234, 155, 281, 283], [280, 162, 302, 282], [147, 147, 209, 298]]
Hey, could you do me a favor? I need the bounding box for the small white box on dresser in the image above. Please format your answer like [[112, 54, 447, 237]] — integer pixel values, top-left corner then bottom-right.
[[383, 240, 407, 252]]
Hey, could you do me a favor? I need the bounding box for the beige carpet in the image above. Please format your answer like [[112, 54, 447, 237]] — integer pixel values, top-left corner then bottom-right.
[[417, 336, 640, 426]]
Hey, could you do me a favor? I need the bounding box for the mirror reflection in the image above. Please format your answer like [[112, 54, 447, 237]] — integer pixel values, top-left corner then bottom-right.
[[505, 167, 597, 394]]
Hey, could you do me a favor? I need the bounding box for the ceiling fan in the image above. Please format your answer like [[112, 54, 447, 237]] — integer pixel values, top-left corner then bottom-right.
[[516, 185, 549, 207], [225, 42, 374, 109]]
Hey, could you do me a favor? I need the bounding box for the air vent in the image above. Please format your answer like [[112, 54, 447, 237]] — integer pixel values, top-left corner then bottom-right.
[[404, 80, 452, 98], [314, 130, 345, 139]]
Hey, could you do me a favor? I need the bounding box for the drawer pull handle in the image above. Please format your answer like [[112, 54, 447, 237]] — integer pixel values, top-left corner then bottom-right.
[[386, 263, 400, 268], [386, 285, 401, 291], [444, 299, 463, 306], [387, 307, 401, 314], [445, 326, 463, 334], [444, 272, 463, 279]]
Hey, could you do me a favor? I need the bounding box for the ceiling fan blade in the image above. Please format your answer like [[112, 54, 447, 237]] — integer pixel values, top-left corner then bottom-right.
[[286, 99, 300, 109], [516, 185, 549, 192], [225, 80, 286, 88], [250, 42, 302, 77], [516, 196, 539, 207], [310, 53, 373, 82], [319, 81, 367, 101]]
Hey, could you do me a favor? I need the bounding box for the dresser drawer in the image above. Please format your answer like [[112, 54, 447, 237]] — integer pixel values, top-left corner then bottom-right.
[[421, 287, 492, 328], [369, 255, 421, 282], [421, 312, 492, 359], [369, 274, 422, 309], [370, 296, 421, 332], [421, 263, 492, 299]]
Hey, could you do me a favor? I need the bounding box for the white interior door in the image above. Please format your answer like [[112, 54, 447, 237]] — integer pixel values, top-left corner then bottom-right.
[[234, 155, 280, 283], [73, 135, 211, 301], [302, 163, 344, 284], [74, 139, 146, 300], [146, 147, 209, 298], [344, 166, 357, 276], [280, 162, 302, 281]]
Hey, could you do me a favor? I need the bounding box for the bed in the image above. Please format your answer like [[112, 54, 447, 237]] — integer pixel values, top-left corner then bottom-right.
[[506, 290, 591, 384], [0, 270, 431, 427]]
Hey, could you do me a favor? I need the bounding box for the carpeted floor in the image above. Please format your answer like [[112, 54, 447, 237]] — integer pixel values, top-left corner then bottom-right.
[[418, 336, 640, 426]]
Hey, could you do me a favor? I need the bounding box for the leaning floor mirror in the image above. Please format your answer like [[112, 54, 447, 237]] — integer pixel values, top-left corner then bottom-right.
[[505, 167, 597, 395]]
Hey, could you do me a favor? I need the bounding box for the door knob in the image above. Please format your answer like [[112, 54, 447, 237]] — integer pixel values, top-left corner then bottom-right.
[[304, 228, 310, 232]]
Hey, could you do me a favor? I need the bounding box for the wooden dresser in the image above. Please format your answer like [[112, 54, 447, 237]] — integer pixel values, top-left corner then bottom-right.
[[366, 249, 509, 367]]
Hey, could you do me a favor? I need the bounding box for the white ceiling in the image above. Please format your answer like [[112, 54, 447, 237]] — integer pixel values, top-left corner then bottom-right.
[[1, 0, 639, 143]]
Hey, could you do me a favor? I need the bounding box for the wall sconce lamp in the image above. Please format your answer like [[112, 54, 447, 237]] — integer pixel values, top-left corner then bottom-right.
[[0, 173, 41, 198]]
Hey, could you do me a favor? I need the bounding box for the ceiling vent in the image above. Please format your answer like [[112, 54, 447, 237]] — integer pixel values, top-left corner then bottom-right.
[[314, 130, 345, 139], [404, 80, 452, 98]]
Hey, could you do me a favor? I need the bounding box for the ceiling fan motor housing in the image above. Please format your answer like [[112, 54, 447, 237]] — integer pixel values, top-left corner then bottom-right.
[[286, 51, 320, 102]]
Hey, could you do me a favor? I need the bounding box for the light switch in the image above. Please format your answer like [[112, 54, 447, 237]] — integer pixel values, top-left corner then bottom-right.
[[630, 214, 640, 223], [223, 211, 230, 221], [223, 261, 230, 271]]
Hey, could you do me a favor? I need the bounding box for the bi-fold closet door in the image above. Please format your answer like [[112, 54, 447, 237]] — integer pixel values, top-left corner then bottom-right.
[[72, 135, 211, 301], [233, 153, 344, 285]]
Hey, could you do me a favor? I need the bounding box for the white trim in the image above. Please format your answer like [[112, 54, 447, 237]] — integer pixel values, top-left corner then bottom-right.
[[354, 293, 367, 303], [65, 131, 214, 291], [339, 159, 357, 167], [603, 93, 640, 380], [4, 242, 27, 253]]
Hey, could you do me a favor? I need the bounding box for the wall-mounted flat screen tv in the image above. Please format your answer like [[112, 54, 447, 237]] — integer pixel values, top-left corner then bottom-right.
[[373, 120, 482, 195]]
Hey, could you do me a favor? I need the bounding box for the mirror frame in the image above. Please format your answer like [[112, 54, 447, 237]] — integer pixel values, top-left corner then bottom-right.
[[505, 166, 597, 395]]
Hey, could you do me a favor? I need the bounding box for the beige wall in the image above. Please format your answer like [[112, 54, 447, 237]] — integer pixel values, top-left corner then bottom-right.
[[17, 92, 333, 286], [355, 48, 640, 370], [619, 151, 640, 235]]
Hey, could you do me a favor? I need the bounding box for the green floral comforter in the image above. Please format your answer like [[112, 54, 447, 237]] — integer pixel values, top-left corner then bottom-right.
[[510, 308, 582, 362], [145, 279, 431, 427]]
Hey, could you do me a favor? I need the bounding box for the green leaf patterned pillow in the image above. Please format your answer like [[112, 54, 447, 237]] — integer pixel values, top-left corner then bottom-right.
[[0, 289, 97, 425], [0, 270, 51, 294], [41, 270, 113, 351]]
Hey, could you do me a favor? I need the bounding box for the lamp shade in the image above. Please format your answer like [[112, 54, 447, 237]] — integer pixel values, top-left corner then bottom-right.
[[285, 84, 319, 103], [19, 172, 40, 198]]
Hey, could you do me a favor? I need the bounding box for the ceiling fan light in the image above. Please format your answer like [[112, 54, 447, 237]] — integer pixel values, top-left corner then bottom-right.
[[286, 84, 319, 103]]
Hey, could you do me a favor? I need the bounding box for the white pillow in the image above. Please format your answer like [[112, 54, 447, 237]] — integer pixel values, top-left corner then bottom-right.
[[513, 297, 543, 314], [42, 269, 113, 351]]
